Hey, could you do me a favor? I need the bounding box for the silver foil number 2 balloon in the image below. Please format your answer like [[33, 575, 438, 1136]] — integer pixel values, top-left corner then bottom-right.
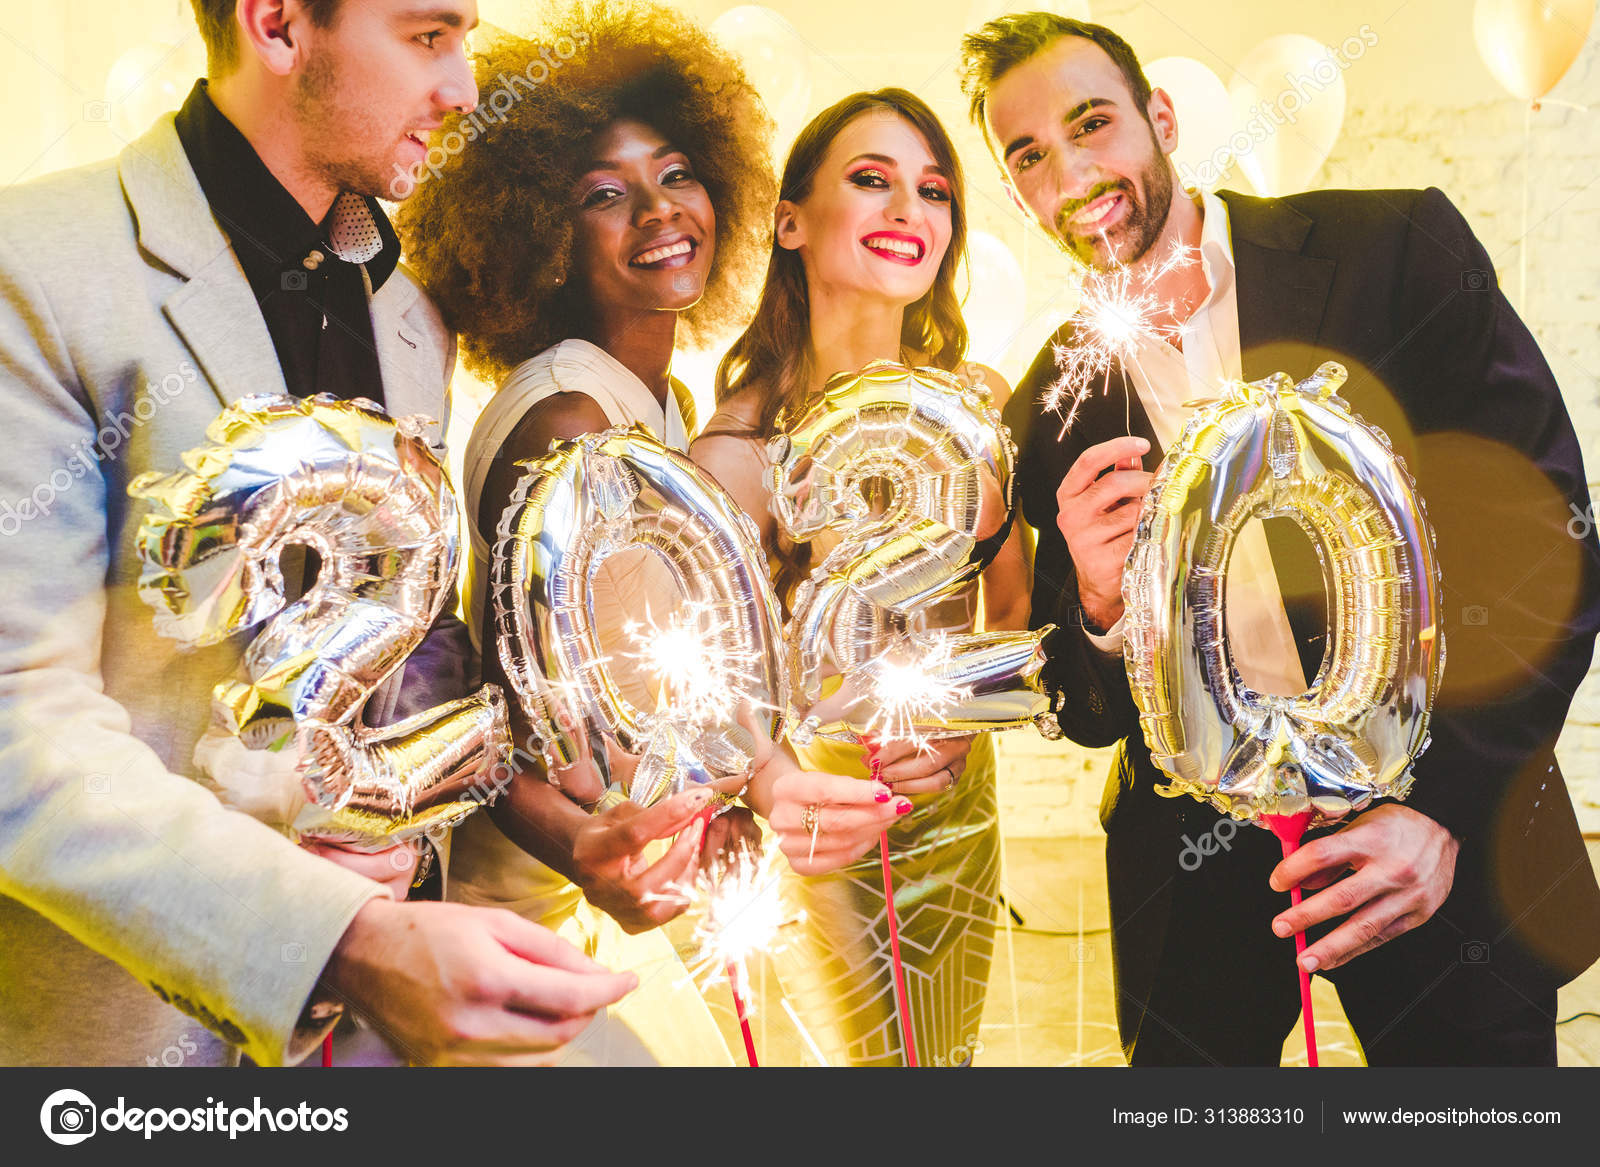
[[130, 394, 511, 847], [768, 361, 1058, 744]]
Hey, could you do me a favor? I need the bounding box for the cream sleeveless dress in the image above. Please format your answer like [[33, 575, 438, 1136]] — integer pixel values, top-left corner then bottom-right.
[[453, 338, 730, 1066]]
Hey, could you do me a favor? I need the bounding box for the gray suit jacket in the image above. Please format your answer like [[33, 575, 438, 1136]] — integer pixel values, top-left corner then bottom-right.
[[0, 115, 456, 1066]]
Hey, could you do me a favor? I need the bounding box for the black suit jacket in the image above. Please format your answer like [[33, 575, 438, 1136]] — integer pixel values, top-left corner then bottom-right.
[[1006, 187, 1600, 1009]]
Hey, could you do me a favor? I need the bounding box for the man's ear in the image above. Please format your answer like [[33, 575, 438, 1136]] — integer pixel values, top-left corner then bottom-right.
[[1002, 179, 1030, 218], [235, 0, 308, 77], [774, 200, 805, 251], [1148, 87, 1180, 159]]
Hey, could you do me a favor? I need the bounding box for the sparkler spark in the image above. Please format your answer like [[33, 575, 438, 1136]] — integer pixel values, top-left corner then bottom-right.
[[655, 844, 803, 1007], [622, 599, 767, 730], [1044, 241, 1198, 432], [860, 634, 974, 753]]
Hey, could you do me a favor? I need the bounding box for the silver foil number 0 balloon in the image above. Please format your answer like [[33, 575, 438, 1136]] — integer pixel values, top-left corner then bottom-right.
[[492, 425, 787, 806], [129, 394, 511, 846], [1122, 363, 1445, 827]]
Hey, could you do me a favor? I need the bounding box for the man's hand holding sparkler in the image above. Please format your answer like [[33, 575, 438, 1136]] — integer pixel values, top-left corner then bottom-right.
[[1055, 435, 1152, 634], [700, 807, 764, 878]]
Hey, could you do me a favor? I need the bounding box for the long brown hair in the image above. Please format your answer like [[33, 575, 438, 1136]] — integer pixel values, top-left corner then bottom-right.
[[713, 88, 970, 437]]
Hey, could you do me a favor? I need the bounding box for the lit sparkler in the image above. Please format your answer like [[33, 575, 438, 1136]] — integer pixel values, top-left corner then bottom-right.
[[622, 599, 763, 729], [858, 633, 974, 753], [654, 843, 803, 1005], [1043, 240, 1198, 432]]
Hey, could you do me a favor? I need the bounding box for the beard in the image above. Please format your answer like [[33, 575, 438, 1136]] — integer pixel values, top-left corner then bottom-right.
[[291, 47, 400, 202], [1052, 133, 1174, 272]]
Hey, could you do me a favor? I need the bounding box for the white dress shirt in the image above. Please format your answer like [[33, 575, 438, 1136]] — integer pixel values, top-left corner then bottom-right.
[[1087, 189, 1309, 698]]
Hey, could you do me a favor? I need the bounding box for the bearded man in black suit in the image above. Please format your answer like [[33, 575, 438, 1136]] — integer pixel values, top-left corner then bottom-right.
[[959, 13, 1600, 1065]]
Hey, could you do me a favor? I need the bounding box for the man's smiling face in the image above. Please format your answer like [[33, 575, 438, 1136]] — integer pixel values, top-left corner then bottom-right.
[[985, 35, 1177, 271]]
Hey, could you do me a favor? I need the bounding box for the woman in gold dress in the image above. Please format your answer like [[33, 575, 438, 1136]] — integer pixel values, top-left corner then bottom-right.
[[692, 89, 1031, 1067]]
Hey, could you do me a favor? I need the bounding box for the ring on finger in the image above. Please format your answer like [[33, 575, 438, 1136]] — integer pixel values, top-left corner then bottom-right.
[[801, 802, 822, 863]]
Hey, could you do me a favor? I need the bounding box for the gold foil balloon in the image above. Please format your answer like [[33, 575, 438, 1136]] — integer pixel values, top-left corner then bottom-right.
[[129, 394, 511, 847], [492, 425, 786, 805], [768, 360, 1057, 743], [1122, 363, 1446, 827]]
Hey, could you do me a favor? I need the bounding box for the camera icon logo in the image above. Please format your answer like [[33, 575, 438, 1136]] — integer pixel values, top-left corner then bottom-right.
[[1461, 940, 1491, 964], [82, 100, 111, 123], [281, 941, 307, 963], [83, 773, 110, 795], [39, 1088, 97, 1145], [1461, 605, 1489, 627], [1459, 269, 1491, 292], [281, 270, 309, 292]]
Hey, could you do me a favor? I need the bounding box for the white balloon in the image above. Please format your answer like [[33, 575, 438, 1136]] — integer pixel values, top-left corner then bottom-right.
[[1145, 56, 1235, 191], [711, 6, 815, 155], [1228, 35, 1348, 197], [963, 231, 1026, 366], [105, 38, 207, 142]]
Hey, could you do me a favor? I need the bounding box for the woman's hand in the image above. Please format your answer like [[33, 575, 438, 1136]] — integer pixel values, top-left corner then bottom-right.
[[570, 787, 712, 933], [865, 733, 971, 796], [764, 768, 908, 876]]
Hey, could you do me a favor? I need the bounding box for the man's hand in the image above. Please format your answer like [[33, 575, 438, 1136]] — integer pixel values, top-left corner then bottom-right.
[[1054, 436, 1152, 631], [866, 734, 971, 796], [303, 840, 420, 901], [1269, 803, 1460, 972], [570, 787, 711, 933], [321, 899, 637, 1066]]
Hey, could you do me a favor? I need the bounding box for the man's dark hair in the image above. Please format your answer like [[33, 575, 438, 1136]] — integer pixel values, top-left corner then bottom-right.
[[190, 0, 342, 74], [959, 12, 1153, 129]]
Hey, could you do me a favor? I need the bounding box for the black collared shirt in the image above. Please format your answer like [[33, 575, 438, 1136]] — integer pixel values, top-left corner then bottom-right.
[[174, 80, 398, 406]]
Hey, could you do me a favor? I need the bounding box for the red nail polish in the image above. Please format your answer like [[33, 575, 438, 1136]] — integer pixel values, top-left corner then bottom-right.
[[875, 788, 891, 803], [895, 799, 913, 815]]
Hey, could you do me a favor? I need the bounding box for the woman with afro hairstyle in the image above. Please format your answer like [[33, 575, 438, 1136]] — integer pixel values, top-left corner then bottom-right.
[[397, 1, 779, 1065], [691, 90, 1032, 1067]]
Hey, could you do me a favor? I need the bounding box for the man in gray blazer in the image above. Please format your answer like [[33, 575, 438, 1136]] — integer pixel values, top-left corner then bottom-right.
[[0, 0, 637, 1067]]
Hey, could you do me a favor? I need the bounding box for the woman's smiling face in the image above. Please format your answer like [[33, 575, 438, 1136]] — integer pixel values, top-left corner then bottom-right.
[[778, 109, 954, 306], [571, 118, 717, 317]]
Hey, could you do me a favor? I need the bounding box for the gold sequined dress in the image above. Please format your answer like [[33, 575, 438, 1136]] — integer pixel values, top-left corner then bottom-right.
[[701, 378, 1002, 1068]]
